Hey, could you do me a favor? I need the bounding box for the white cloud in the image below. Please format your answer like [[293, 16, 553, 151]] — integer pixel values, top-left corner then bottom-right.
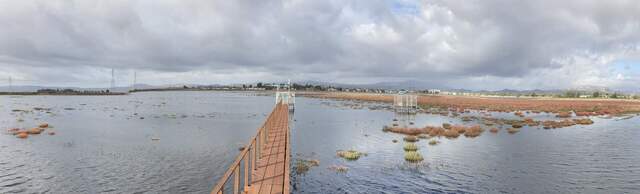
[[0, 0, 638, 90]]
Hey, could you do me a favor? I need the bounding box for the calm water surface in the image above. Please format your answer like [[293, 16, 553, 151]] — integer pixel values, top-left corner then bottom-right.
[[290, 97, 640, 194], [1, 92, 273, 193], [2, 92, 640, 193]]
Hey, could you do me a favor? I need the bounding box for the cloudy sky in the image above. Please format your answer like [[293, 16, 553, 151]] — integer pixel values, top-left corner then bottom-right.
[[1, 0, 639, 90]]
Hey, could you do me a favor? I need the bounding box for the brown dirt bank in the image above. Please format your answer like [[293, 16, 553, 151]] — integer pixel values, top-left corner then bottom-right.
[[300, 92, 640, 115]]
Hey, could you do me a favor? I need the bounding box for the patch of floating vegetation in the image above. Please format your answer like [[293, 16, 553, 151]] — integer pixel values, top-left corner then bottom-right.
[[428, 140, 439, 145], [328, 165, 349, 173], [403, 143, 418, 151], [403, 135, 418, 142], [417, 134, 429, 139], [337, 150, 364, 161], [489, 127, 499, 133], [295, 159, 320, 175], [6, 123, 55, 139], [507, 128, 520, 134], [382, 125, 391, 132], [463, 125, 483, 138], [573, 118, 594, 125], [404, 151, 424, 162], [556, 111, 572, 118], [442, 123, 451, 129]]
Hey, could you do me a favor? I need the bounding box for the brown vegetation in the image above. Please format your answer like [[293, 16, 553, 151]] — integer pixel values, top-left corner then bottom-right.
[[542, 119, 577, 129], [573, 118, 594, 125], [302, 92, 640, 115], [387, 127, 426, 135], [27, 128, 43, 134], [463, 125, 484, 138], [442, 123, 451, 129], [507, 128, 520, 134], [489, 127, 499, 133], [16, 132, 28, 138], [556, 112, 572, 118], [442, 129, 460, 138]]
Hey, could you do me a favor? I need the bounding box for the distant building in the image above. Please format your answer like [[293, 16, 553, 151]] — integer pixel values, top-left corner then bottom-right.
[[426, 89, 440, 94]]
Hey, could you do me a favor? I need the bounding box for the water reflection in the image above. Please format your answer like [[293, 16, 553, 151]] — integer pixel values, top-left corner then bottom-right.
[[0, 92, 273, 193], [292, 97, 640, 193]]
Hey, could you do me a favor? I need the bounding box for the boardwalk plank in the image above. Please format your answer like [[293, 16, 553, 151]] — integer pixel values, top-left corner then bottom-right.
[[246, 104, 289, 194]]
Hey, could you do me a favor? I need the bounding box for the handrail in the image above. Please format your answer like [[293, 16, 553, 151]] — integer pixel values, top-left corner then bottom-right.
[[283, 116, 291, 193], [211, 103, 289, 194]]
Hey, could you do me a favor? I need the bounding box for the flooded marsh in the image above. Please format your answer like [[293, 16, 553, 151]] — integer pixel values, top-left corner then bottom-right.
[[2, 92, 640, 193]]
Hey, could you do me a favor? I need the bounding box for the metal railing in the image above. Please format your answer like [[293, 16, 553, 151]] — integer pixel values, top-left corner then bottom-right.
[[211, 103, 290, 194]]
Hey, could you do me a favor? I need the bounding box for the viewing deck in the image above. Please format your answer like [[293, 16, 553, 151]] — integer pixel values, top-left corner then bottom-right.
[[212, 103, 291, 194]]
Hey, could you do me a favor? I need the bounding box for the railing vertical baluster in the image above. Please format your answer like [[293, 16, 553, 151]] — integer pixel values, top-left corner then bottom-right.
[[244, 152, 249, 191], [253, 141, 257, 170], [233, 167, 239, 194]]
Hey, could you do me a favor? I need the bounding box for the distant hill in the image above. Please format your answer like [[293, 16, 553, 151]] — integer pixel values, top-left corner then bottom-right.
[[1, 82, 637, 95]]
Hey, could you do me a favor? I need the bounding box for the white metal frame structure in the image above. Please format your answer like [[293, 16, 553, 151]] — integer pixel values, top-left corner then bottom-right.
[[275, 79, 295, 111], [393, 93, 417, 114]]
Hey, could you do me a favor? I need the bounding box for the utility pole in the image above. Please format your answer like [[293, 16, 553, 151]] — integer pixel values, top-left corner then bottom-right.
[[8, 76, 12, 93], [132, 71, 137, 91], [110, 68, 115, 90]]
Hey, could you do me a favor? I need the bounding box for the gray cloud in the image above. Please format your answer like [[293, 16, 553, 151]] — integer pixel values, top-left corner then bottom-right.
[[0, 0, 639, 90]]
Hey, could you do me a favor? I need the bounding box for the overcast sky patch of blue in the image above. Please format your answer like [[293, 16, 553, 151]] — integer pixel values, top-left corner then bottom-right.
[[388, 0, 420, 15], [613, 59, 640, 74]]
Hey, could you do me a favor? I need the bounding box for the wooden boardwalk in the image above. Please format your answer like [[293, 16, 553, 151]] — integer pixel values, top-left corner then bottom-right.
[[212, 103, 290, 194]]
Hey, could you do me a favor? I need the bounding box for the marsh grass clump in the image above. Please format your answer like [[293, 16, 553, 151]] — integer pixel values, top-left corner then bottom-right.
[[507, 128, 520, 134], [403, 142, 418, 151], [328, 165, 349, 173], [27, 128, 43, 134], [542, 119, 577, 129], [16, 132, 28, 139], [295, 161, 310, 174], [337, 150, 362, 160], [514, 111, 524, 117], [382, 125, 391, 132], [556, 111, 572, 118], [403, 135, 419, 142], [388, 127, 427, 135], [404, 151, 424, 162], [428, 140, 440, 145], [295, 159, 320, 174], [417, 134, 429, 139], [442, 129, 460, 138], [573, 118, 594, 125], [464, 125, 484, 138], [442, 123, 451, 129], [422, 126, 444, 137], [511, 124, 523, 128], [489, 127, 499, 133], [451, 125, 468, 134]]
